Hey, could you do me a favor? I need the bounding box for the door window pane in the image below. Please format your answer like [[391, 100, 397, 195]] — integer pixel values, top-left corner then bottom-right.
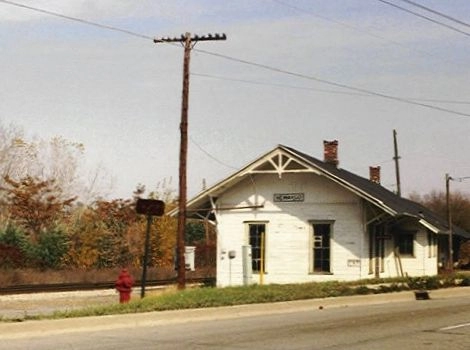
[[249, 224, 265, 273]]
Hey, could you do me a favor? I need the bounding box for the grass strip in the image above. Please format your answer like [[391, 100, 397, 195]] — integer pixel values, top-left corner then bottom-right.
[[4, 274, 469, 321]]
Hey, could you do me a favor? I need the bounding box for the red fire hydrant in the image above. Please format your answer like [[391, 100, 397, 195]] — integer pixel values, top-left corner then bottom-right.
[[115, 268, 134, 303]]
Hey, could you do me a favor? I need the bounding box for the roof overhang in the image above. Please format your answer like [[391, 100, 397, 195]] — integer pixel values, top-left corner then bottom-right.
[[171, 145, 399, 219], [170, 145, 469, 241], [418, 218, 442, 234]]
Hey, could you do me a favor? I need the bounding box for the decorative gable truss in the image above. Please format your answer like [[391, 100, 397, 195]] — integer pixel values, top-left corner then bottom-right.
[[246, 149, 318, 178], [177, 148, 320, 221]]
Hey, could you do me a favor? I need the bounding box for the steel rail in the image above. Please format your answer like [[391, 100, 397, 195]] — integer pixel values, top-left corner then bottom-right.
[[0, 277, 214, 295]]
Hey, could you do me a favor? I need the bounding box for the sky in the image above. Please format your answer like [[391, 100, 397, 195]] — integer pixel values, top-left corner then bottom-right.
[[1, 0, 470, 200]]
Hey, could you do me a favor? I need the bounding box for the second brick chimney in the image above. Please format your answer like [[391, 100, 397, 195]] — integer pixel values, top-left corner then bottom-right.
[[323, 140, 339, 167], [369, 166, 381, 184]]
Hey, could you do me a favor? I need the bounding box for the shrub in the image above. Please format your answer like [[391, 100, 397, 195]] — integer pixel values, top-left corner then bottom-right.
[[27, 228, 69, 269], [0, 224, 27, 247], [460, 277, 470, 286], [0, 225, 28, 268], [354, 285, 373, 295], [407, 276, 440, 290]]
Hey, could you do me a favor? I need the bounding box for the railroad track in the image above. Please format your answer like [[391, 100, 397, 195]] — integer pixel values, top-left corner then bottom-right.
[[0, 277, 214, 295]]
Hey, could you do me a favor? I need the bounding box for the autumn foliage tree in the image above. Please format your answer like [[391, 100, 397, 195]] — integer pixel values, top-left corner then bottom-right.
[[64, 198, 141, 268], [0, 175, 75, 268], [64, 184, 180, 270], [410, 190, 470, 266], [1, 175, 76, 242], [0, 123, 211, 274]]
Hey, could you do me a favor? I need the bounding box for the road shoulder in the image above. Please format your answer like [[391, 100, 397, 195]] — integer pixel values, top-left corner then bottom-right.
[[1, 286, 469, 339]]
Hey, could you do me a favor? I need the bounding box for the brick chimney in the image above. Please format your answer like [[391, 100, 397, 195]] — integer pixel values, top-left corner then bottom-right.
[[369, 166, 381, 184], [323, 140, 339, 167]]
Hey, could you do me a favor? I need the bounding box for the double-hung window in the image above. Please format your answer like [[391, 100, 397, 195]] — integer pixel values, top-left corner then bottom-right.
[[311, 222, 332, 273], [396, 231, 415, 257]]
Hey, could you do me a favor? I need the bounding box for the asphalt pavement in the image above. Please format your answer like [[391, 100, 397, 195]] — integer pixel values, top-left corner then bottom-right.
[[0, 286, 469, 340]]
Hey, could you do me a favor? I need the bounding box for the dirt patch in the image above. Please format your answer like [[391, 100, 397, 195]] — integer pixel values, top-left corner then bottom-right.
[[0, 290, 117, 319]]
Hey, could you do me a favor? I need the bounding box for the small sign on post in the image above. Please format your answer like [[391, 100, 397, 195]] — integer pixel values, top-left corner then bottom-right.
[[136, 199, 165, 298], [136, 199, 165, 216]]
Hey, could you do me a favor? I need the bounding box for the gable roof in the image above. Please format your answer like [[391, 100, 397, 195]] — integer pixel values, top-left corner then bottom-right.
[[181, 144, 469, 238]]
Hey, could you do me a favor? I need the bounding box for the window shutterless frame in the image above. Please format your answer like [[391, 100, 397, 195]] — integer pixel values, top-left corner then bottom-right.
[[395, 231, 416, 257], [244, 221, 268, 275], [309, 221, 334, 274]]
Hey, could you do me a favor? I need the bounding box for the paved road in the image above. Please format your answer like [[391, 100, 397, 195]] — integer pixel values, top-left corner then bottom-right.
[[1, 288, 469, 349]]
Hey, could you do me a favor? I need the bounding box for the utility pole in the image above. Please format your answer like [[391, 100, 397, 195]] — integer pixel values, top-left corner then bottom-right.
[[154, 32, 226, 289], [393, 129, 401, 197], [446, 173, 453, 272]]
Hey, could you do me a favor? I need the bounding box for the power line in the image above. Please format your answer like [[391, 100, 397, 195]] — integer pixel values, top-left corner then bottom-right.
[[397, 0, 470, 28], [412, 98, 470, 106], [376, 0, 470, 37], [191, 72, 367, 97], [0, 0, 154, 40], [3, 0, 470, 118], [190, 136, 238, 170], [192, 72, 470, 105], [271, 0, 449, 63], [193, 48, 470, 118]]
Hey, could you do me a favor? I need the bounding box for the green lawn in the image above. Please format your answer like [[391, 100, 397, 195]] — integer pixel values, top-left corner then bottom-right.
[[43, 274, 469, 320]]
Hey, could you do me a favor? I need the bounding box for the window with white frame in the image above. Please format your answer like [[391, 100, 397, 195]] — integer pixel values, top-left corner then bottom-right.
[[311, 222, 332, 273]]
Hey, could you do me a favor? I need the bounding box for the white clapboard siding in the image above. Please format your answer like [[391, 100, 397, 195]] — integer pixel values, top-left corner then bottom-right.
[[213, 170, 439, 287], [215, 173, 370, 286]]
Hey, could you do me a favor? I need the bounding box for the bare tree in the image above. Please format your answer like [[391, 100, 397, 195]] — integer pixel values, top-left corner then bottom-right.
[[410, 190, 470, 233], [0, 121, 114, 204]]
